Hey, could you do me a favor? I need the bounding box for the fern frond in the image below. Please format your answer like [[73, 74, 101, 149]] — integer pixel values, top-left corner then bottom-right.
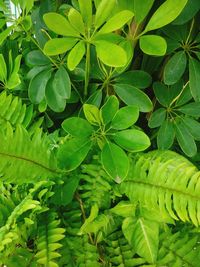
[[121, 150, 200, 226], [79, 160, 113, 210], [157, 228, 200, 266], [0, 123, 59, 183], [104, 229, 146, 266], [35, 212, 65, 267], [0, 181, 44, 259], [0, 91, 33, 128]]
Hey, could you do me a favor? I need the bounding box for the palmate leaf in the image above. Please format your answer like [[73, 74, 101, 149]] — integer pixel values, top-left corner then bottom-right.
[[121, 150, 200, 226], [0, 123, 58, 184]]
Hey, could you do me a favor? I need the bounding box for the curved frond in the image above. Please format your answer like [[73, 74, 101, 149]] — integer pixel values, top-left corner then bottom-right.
[[35, 212, 65, 267], [0, 91, 33, 128], [121, 150, 200, 226], [158, 229, 200, 266], [0, 123, 59, 183]]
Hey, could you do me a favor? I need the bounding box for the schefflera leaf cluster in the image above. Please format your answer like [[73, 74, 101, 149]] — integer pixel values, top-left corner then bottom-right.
[[57, 95, 150, 182]]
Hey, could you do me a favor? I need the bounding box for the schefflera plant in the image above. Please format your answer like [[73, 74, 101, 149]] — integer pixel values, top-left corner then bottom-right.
[[57, 96, 150, 182]]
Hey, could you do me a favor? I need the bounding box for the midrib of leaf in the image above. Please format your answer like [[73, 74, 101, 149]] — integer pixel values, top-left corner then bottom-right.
[[125, 179, 200, 201], [138, 218, 154, 263], [0, 151, 59, 175]]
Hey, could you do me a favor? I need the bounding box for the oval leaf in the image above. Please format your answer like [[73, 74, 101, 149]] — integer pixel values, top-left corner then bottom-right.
[[53, 66, 71, 99], [145, 0, 188, 31], [139, 35, 167, 56], [62, 117, 93, 138], [111, 106, 139, 130], [101, 142, 129, 183], [114, 84, 153, 112], [28, 69, 51, 104], [43, 38, 78, 56], [43, 12, 80, 37], [67, 41, 85, 71], [100, 95, 119, 125], [57, 138, 92, 171], [95, 41, 127, 67], [164, 51, 187, 85]]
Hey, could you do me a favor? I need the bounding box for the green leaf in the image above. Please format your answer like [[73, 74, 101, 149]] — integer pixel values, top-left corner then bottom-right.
[[157, 120, 175, 149], [7, 55, 22, 89], [114, 70, 152, 89], [0, 26, 13, 46], [95, 41, 127, 67], [122, 217, 159, 264], [83, 104, 101, 125], [67, 41, 85, 71], [110, 201, 136, 217], [148, 108, 166, 128], [175, 120, 197, 157], [57, 137, 92, 171], [98, 10, 134, 34], [78, 0, 92, 27], [164, 51, 187, 85], [189, 57, 200, 101], [0, 54, 7, 82], [111, 106, 139, 130], [173, 0, 200, 25], [145, 0, 188, 31], [28, 69, 51, 104], [114, 84, 153, 112], [113, 129, 150, 152], [68, 8, 85, 35], [45, 77, 66, 112], [94, 0, 116, 29], [182, 117, 200, 140], [100, 95, 119, 125], [177, 102, 200, 117], [139, 35, 167, 56], [26, 50, 50, 66], [43, 12, 80, 36], [62, 117, 94, 138], [43, 38, 78, 56], [53, 66, 71, 99], [133, 0, 154, 24], [101, 142, 129, 183]]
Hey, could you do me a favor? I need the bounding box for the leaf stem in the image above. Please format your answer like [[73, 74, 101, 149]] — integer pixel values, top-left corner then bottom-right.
[[84, 42, 91, 98]]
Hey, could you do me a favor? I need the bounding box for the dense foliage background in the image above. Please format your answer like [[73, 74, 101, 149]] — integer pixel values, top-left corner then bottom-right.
[[0, 0, 200, 266]]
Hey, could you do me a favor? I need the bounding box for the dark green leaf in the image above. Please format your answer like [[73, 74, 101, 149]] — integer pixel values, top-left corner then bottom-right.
[[189, 58, 200, 101], [57, 137, 92, 171], [101, 142, 129, 183], [62, 117, 93, 137], [53, 66, 71, 99], [114, 70, 152, 89], [28, 69, 51, 104], [148, 108, 166, 128], [111, 106, 139, 130], [175, 120, 197, 157], [177, 102, 200, 117], [100, 95, 119, 125], [164, 51, 187, 85], [114, 84, 153, 112], [113, 129, 150, 152], [46, 77, 66, 112], [182, 117, 200, 141], [157, 120, 175, 149], [25, 50, 50, 66]]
